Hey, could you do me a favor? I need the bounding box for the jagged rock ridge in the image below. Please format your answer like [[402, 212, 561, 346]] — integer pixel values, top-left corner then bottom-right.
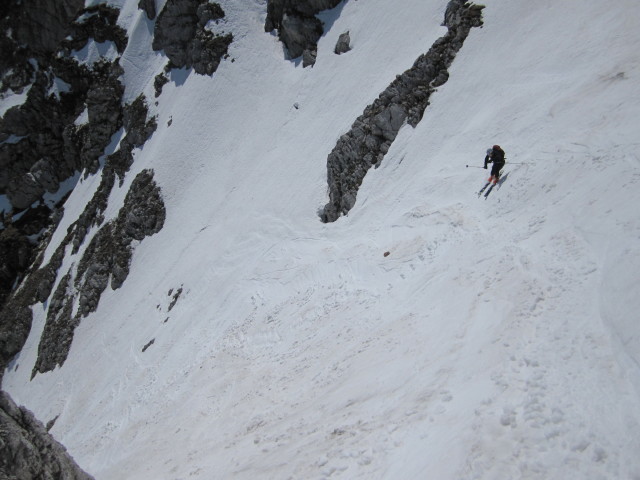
[[320, 0, 484, 222], [33, 169, 166, 377], [0, 89, 159, 379], [0, 3, 132, 314], [0, 391, 94, 479]]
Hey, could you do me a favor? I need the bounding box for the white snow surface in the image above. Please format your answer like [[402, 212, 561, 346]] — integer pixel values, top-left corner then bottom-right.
[[0, 85, 31, 116], [4, 0, 640, 478], [71, 39, 120, 67]]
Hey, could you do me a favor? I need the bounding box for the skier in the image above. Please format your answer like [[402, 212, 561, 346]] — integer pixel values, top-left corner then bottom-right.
[[484, 145, 505, 184]]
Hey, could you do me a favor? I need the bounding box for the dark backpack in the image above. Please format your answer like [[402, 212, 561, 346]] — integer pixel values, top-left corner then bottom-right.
[[491, 147, 505, 163]]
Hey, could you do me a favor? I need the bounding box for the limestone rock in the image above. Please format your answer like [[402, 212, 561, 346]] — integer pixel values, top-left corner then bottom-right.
[[31, 273, 75, 378], [152, 0, 231, 75], [0, 390, 94, 480], [32, 169, 165, 375], [279, 13, 323, 59], [302, 48, 317, 68], [334, 31, 351, 55], [154, 71, 170, 97], [264, 0, 342, 65], [0, 0, 159, 382], [138, 0, 157, 20], [12, 0, 85, 54], [61, 4, 128, 54], [81, 62, 125, 174]]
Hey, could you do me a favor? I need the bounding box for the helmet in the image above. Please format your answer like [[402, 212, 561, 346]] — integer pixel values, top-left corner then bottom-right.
[[493, 145, 501, 150]]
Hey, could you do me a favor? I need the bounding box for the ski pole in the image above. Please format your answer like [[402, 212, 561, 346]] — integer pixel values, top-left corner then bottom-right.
[[466, 165, 485, 169]]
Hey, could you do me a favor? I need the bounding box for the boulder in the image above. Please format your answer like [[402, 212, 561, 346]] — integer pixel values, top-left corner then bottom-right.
[[334, 31, 351, 55]]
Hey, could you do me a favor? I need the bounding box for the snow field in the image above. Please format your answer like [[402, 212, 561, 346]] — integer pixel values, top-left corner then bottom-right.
[[4, 0, 640, 478]]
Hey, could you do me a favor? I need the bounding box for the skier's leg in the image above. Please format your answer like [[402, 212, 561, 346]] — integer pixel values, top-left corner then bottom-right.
[[490, 164, 500, 184]]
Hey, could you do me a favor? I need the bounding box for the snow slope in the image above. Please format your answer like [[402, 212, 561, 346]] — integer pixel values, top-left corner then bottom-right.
[[4, 0, 640, 478]]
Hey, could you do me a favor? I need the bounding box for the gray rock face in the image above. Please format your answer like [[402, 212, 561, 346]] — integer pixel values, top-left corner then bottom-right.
[[0, 391, 94, 480], [0, 1, 130, 321], [320, 0, 484, 222], [11, 0, 85, 55], [1, 89, 158, 380], [1, 65, 88, 210], [1, 1, 129, 210], [265, 0, 342, 65], [0, 0, 160, 377], [302, 48, 317, 68], [138, 0, 157, 20], [31, 273, 75, 378], [279, 13, 323, 60], [0, 226, 35, 307], [61, 5, 128, 54], [69, 94, 157, 255], [152, 0, 232, 76], [0, 0, 83, 98], [0, 236, 67, 379], [154, 71, 170, 97], [32, 169, 165, 376], [334, 31, 351, 55], [0, 0, 157, 338], [81, 63, 126, 176]]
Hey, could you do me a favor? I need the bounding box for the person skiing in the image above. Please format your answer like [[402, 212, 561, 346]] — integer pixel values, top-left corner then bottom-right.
[[484, 145, 505, 185]]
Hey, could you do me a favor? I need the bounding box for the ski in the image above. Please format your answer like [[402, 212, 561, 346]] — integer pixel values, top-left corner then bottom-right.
[[477, 182, 491, 197], [484, 184, 495, 198]]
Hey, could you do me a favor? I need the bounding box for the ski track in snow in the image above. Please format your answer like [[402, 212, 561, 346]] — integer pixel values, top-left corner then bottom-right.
[[3, 0, 640, 478]]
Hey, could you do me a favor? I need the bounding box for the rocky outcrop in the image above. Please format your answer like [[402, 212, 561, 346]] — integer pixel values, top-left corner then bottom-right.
[[264, 0, 343, 66], [32, 169, 165, 377], [0, 9, 165, 472], [10, 0, 85, 55], [152, 0, 232, 76], [334, 31, 351, 55], [0, 59, 124, 274], [31, 273, 75, 379], [80, 62, 126, 176], [1, 75, 158, 378], [139, 0, 157, 20], [154, 70, 170, 97], [77, 169, 166, 309], [0, 0, 133, 316], [61, 5, 128, 54], [0, 236, 66, 380], [1, 64, 87, 210], [0, 226, 34, 308], [320, 0, 484, 222], [0, 391, 94, 479], [302, 49, 317, 68], [69, 94, 157, 255]]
